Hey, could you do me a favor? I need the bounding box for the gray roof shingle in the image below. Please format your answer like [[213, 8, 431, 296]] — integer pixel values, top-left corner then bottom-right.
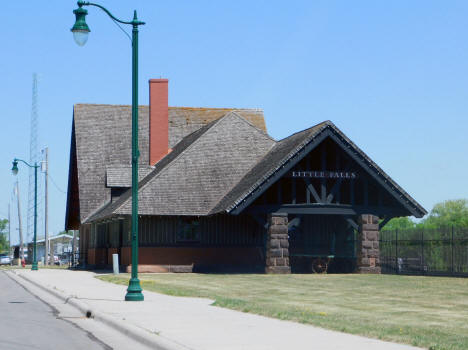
[[106, 165, 154, 188], [87, 112, 275, 221], [69, 104, 267, 225]]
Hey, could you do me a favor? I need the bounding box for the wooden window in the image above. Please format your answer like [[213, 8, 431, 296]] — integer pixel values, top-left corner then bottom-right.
[[176, 218, 201, 243]]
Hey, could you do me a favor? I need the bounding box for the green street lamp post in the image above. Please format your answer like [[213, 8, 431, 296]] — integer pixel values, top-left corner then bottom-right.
[[71, 1, 145, 301], [11, 159, 39, 271]]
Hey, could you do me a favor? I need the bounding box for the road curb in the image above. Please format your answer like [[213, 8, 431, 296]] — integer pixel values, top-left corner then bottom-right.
[[7, 271, 189, 350]]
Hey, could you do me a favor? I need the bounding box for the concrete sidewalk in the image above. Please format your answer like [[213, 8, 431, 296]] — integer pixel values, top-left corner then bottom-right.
[[10, 269, 423, 350]]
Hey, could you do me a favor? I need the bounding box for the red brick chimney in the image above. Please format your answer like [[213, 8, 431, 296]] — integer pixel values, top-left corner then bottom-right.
[[149, 79, 169, 165]]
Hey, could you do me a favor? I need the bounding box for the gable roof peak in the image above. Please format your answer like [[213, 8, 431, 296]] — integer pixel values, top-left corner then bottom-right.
[[221, 111, 276, 142], [214, 119, 426, 218]]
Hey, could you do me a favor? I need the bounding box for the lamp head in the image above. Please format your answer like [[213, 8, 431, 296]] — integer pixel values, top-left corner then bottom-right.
[[71, 3, 90, 46], [11, 160, 18, 176]]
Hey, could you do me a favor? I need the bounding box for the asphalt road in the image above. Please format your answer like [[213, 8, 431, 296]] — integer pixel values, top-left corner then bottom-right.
[[0, 271, 109, 350]]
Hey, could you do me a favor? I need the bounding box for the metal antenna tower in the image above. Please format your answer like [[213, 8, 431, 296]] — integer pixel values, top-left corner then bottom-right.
[[27, 73, 44, 244]]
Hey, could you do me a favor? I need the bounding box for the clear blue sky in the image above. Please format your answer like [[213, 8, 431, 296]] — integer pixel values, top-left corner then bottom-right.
[[1, 1, 467, 244]]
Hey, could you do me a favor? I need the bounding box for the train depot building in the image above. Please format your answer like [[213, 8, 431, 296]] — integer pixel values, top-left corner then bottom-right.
[[65, 79, 426, 274]]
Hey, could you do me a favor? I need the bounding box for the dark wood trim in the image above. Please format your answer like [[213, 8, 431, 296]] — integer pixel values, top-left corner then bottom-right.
[[321, 143, 326, 202], [230, 127, 423, 217], [346, 218, 359, 230], [364, 178, 369, 207], [291, 178, 296, 204], [277, 182, 282, 204], [230, 129, 331, 215], [248, 203, 403, 217], [379, 217, 393, 230], [304, 179, 322, 203], [288, 217, 301, 229], [326, 178, 342, 204], [335, 152, 341, 204], [326, 160, 351, 204], [304, 154, 311, 204], [250, 214, 269, 229], [327, 130, 423, 217]]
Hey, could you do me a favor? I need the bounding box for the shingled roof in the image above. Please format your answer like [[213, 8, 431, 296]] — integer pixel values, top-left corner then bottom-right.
[[86, 112, 275, 221], [106, 165, 154, 188], [210, 122, 329, 214], [211, 121, 427, 218], [65, 104, 267, 229], [87, 118, 426, 222], [67, 103, 427, 228]]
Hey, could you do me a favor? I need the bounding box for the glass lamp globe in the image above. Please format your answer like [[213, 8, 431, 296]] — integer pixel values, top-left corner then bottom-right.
[[72, 30, 89, 46], [11, 161, 18, 175], [71, 6, 90, 47]]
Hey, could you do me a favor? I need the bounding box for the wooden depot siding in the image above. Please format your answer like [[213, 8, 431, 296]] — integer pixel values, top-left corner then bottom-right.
[[91, 214, 263, 249], [84, 214, 265, 269], [120, 246, 264, 269], [137, 214, 263, 247]]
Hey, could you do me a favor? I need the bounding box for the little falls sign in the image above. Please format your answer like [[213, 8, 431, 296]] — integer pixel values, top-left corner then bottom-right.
[[290, 171, 357, 179]]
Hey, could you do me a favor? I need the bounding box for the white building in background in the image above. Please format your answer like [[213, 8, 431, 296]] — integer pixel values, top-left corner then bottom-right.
[[34, 234, 77, 262]]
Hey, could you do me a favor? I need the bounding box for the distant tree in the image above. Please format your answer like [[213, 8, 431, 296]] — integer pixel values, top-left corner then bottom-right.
[[0, 219, 9, 253], [55, 230, 76, 237], [381, 216, 415, 231], [423, 199, 468, 228]]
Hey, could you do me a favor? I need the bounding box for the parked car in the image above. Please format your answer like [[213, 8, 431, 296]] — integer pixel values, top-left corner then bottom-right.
[[58, 254, 70, 266], [0, 254, 12, 265], [47, 254, 60, 265]]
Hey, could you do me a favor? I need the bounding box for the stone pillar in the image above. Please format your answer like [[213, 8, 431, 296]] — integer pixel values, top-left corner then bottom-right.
[[265, 213, 291, 274], [357, 214, 381, 273]]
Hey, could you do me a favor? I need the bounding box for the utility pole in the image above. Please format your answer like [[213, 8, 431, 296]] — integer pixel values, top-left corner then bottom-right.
[[72, 229, 77, 267], [28, 74, 43, 247], [15, 181, 24, 261], [8, 203, 11, 257], [43, 147, 49, 265]]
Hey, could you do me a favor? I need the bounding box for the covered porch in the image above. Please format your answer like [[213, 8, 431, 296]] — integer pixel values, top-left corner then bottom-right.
[[233, 132, 425, 274]]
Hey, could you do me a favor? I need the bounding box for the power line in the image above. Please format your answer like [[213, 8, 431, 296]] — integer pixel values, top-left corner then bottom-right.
[[48, 173, 66, 194]]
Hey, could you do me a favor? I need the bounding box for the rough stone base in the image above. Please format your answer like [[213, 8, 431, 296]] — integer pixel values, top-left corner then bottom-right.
[[357, 214, 381, 274], [265, 213, 291, 274], [265, 266, 291, 274], [357, 266, 382, 274]]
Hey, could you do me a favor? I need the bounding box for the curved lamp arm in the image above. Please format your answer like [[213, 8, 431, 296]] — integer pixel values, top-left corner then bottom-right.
[[13, 158, 38, 169], [78, 1, 145, 26]]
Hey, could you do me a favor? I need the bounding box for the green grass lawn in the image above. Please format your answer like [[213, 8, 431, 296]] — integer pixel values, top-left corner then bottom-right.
[[97, 273, 468, 350]]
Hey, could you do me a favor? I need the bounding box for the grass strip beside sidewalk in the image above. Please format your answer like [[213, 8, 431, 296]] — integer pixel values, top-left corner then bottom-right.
[[97, 273, 468, 350]]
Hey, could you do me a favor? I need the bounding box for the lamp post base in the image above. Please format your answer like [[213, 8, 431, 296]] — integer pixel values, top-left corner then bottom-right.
[[31, 262, 38, 271], [125, 277, 144, 301]]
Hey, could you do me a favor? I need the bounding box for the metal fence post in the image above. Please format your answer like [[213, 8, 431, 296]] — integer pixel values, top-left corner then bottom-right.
[[421, 228, 424, 274], [451, 225, 454, 275], [395, 229, 398, 274]]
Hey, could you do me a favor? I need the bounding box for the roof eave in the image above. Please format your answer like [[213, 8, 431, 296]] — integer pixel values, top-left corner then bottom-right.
[[226, 124, 426, 218]]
